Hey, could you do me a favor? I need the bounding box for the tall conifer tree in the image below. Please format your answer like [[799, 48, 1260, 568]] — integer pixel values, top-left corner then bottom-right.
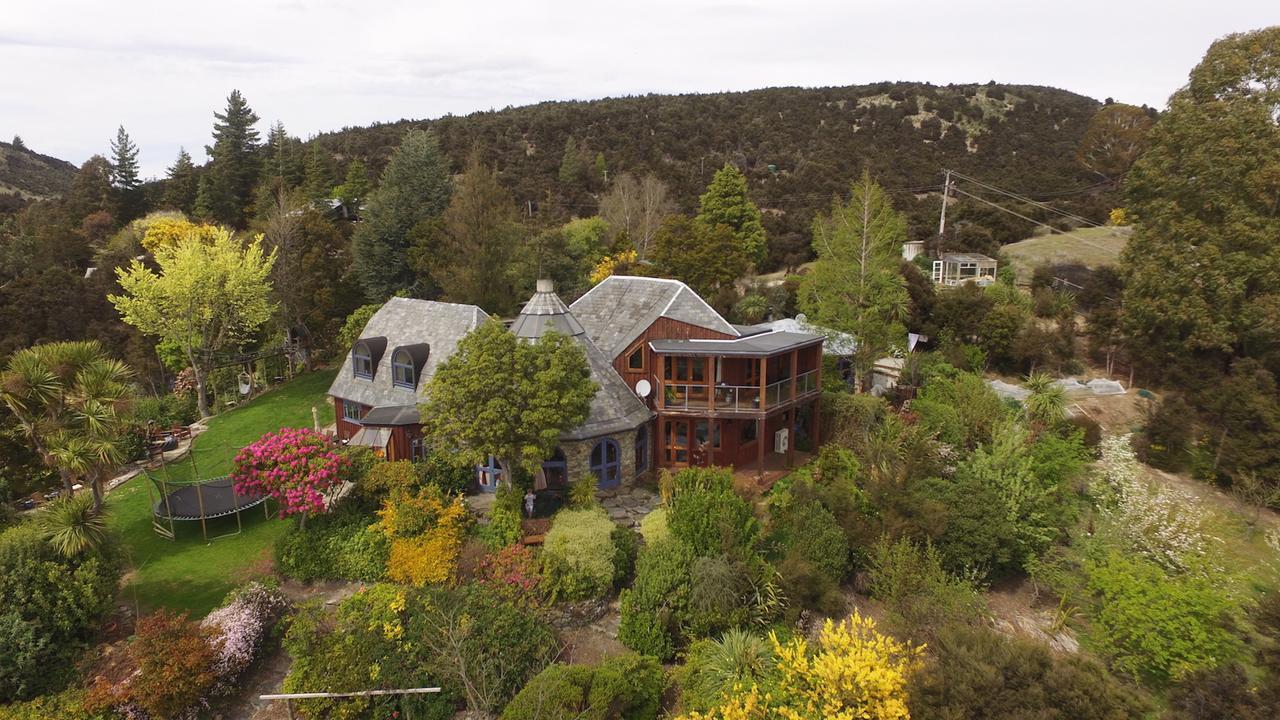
[[202, 90, 261, 227], [110, 125, 143, 222], [351, 128, 451, 299], [697, 163, 768, 269], [163, 147, 198, 214]]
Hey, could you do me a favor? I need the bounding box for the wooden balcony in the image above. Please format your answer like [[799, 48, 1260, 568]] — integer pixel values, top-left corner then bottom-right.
[[658, 369, 819, 416]]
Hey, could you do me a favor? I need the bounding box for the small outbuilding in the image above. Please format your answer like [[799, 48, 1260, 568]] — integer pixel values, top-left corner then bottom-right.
[[931, 253, 998, 286]]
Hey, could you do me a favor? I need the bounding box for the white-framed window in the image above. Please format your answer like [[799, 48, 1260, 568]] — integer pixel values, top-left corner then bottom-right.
[[392, 349, 415, 388], [353, 343, 374, 378], [342, 401, 364, 422]]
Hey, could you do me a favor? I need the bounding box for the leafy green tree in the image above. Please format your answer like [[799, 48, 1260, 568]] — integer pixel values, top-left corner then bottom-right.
[[1077, 103, 1155, 182], [421, 319, 596, 484], [0, 341, 133, 509], [520, 216, 610, 300], [799, 172, 909, 390], [352, 128, 451, 300], [650, 215, 748, 300], [1120, 27, 1280, 384], [163, 147, 198, 214], [435, 155, 521, 313], [696, 163, 767, 268], [66, 155, 115, 223], [109, 125, 143, 222], [110, 227, 276, 418], [201, 90, 261, 227]]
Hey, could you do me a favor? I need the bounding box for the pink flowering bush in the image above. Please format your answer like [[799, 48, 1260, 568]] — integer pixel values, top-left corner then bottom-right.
[[201, 582, 290, 692], [231, 428, 349, 519]]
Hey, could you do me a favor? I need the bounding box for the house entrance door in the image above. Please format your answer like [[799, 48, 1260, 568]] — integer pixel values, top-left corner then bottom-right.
[[663, 419, 690, 467]]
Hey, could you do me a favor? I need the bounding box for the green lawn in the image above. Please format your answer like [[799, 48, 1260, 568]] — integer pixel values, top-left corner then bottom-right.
[[1001, 226, 1131, 281], [108, 369, 337, 616]]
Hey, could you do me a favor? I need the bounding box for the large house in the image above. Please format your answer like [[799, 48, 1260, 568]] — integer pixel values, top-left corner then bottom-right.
[[329, 276, 824, 491]]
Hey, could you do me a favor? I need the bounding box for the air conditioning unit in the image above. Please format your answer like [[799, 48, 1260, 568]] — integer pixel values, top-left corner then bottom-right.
[[773, 428, 789, 454]]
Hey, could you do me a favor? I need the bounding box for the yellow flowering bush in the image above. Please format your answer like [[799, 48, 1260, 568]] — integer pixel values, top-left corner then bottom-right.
[[589, 249, 638, 284], [680, 613, 924, 720], [140, 215, 222, 251], [376, 485, 470, 585]]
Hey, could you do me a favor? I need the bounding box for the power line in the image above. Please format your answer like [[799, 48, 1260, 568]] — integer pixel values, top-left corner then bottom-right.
[[947, 169, 1100, 228]]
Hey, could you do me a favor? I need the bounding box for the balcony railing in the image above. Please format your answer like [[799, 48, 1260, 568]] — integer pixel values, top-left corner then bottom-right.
[[765, 377, 792, 406], [661, 376, 823, 411], [796, 369, 818, 395], [713, 384, 760, 411]]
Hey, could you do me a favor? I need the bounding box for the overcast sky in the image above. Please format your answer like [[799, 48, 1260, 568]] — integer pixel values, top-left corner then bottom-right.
[[3, 0, 1274, 178]]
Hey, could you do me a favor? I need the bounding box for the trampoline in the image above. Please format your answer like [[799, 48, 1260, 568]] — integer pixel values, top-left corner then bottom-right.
[[145, 450, 275, 542]]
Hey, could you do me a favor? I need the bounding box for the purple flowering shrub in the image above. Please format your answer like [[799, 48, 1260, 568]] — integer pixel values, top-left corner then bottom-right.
[[231, 428, 349, 518], [201, 582, 290, 692]]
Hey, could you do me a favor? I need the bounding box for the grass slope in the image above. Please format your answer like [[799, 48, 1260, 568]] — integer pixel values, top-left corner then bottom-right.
[[108, 370, 337, 616], [1001, 226, 1131, 281]]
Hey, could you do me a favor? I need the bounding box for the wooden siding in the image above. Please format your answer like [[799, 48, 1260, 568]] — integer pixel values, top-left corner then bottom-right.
[[613, 316, 736, 391]]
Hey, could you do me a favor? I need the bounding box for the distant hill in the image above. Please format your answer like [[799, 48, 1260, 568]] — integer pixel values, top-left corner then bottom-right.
[[308, 82, 1108, 255], [0, 139, 77, 201]]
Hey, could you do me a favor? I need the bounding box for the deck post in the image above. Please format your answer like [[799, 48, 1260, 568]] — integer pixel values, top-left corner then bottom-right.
[[756, 416, 765, 479]]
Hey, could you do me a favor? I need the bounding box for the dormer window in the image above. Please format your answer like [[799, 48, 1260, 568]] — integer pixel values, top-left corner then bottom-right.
[[392, 349, 416, 388], [353, 343, 374, 379]]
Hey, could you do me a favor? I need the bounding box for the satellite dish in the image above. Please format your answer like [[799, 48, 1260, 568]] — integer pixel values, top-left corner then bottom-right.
[[634, 379, 652, 397]]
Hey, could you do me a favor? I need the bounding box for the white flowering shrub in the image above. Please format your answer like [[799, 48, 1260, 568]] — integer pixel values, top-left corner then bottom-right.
[[201, 581, 290, 691], [1095, 435, 1215, 574]]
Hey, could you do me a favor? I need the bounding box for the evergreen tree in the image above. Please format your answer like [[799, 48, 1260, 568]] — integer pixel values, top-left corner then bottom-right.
[[334, 159, 371, 218], [593, 151, 607, 184], [436, 154, 521, 314], [651, 215, 748, 300], [799, 171, 909, 390], [10, 135, 24, 150], [66, 156, 115, 223], [163, 147, 198, 214], [558, 136, 584, 185], [109, 126, 143, 222], [300, 145, 333, 205], [201, 90, 261, 227], [351, 128, 451, 300], [262, 121, 304, 188], [696, 163, 767, 269]]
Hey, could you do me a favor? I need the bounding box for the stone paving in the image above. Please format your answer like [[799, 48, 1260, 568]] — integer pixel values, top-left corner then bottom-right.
[[598, 485, 661, 528]]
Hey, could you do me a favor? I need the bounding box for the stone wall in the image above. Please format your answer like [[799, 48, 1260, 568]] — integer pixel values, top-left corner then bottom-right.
[[562, 424, 653, 495]]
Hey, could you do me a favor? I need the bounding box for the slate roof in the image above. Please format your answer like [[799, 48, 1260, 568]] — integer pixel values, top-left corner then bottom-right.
[[569, 276, 739, 361], [513, 281, 652, 441], [649, 330, 824, 357], [328, 297, 487, 409]]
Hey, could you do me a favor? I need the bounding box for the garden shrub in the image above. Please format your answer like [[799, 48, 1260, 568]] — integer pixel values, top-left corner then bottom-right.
[[774, 499, 849, 582], [0, 523, 121, 702], [415, 449, 474, 496], [274, 505, 389, 582], [677, 613, 923, 720], [867, 537, 986, 643], [231, 427, 350, 522], [667, 467, 758, 558], [283, 584, 460, 720], [481, 486, 524, 549], [85, 610, 220, 719], [676, 629, 775, 713], [358, 459, 419, 500], [638, 507, 669, 545], [201, 581, 290, 690], [914, 369, 1007, 449], [908, 623, 1152, 720], [501, 654, 665, 720], [569, 473, 599, 509], [0, 688, 109, 720], [1167, 664, 1270, 720], [921, 472, 1018, 577], [411, 585, 558, 714], [477, 544, 543, 607], [1085, 550, 1240, 683], [542, 507, 617, 601], [377, 484, 470, 585], [686, 555, 756, 637], [821, 391, 887, 448], [131, 391, 199, 429], [619, 540, 695, 661], [611, 524, 639, 588]]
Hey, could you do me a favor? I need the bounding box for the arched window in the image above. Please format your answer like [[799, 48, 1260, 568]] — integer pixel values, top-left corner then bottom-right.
[[392, 349, 415, 388], [352, 343, 373, 378], [634, 425, 649, 472], [477, 455, 503, 493], [590, 439, 621, 489]]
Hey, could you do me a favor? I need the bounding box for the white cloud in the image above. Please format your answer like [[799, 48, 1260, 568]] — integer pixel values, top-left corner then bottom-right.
[[1, 0, 1273, 177]]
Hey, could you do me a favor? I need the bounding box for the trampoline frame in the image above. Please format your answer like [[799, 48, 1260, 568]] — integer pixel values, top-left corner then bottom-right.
[[145, 445, 275, 542]]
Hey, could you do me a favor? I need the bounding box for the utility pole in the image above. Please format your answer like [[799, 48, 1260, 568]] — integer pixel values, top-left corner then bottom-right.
[[937, 169, 952, 238]]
